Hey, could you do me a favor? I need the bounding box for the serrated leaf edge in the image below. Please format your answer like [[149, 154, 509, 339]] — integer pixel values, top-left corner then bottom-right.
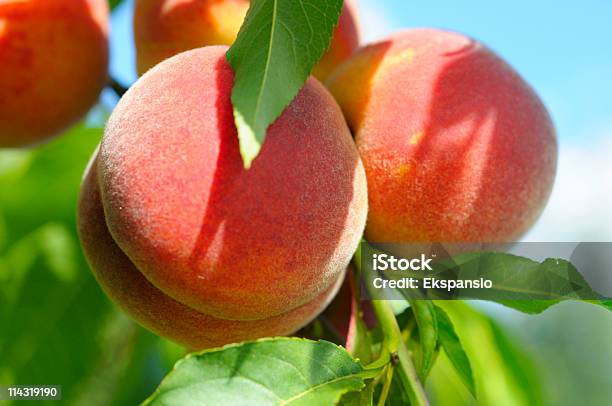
[[142, 337, 363, 406]]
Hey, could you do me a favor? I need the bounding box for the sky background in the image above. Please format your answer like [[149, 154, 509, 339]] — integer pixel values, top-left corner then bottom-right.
[[109, 0, 612, 242], [102, 2, 612, 403]]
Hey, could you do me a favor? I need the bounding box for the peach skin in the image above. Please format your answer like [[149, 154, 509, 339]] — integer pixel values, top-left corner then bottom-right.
[[79, 153, 347, 349], [78, 46, 368, 347], [0, 0, 108, 147], [327, 29, 557, 243], [133, 0, 360, 81]]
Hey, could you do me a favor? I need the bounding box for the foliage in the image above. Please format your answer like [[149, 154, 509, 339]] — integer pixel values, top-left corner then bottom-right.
[[227, 0, 343, 167], [360, 243, 610, 310], [0, 127, 609, 405], [1, 1, 611, 405], [0, 127, 181, 405], [144, 338, 365, 405]]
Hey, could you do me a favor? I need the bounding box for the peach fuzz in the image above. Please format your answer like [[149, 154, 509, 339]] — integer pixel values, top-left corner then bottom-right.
[[133, 0, 360, 81], [326, 29, 557, 243], [82, 45, 367, 341], [78, 155, 347, 349], [0, 0, 108, 147]]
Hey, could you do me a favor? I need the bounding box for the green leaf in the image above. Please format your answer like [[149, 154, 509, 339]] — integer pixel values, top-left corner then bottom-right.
[[408, 300, 438, 381], [386, 373, 411, 406], [0, 126, 114, 401], [431, 253, 605, 306], [495, 300, 557, 314], [448, 254, 610, 314], [0, 125, 173, 404], [360, 242, 610, 314], [338, 379, 374, 406], [431, 302, 544, 406], [226, 0, 344, 168], [598, 300, 612, 311], [144, 338, 365, 406], [433, 305, 475, 396]]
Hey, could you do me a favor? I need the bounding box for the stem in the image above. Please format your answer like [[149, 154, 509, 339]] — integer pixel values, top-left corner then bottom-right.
[[356, 243, 429, 406], [401, 314, 417, 343], [108, 76, 129, 97], [377, 365, 394, 406], [371, 300, 429, 406]]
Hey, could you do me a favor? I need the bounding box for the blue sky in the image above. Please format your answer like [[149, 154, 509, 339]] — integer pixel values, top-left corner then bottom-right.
[[109, 0, 612, 240]]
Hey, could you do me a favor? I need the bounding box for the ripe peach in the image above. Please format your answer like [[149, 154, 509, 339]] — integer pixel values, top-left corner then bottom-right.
[[78, 46, 367, 347], [78, 155, 347, 349], [0, 0, 109, 147], [327, 29, 557, 243], [312, 0, 361, 81], [134, 0, 360, 81]]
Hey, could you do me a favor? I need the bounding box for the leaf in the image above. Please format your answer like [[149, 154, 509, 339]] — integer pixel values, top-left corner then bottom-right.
[[144, 338, 365, 406], [408, 300, 438, 381], [227, 0, 344, 167], [487, 321, 543, 405], [598, 300, 612, 311], [360, 243, 611, 314], [431, 253, 603, 303], [432, 302, 544, 406], [495, 300, 558, 314], [386, 373, 411, 406], [442, 254, 610, 313], [338, 379, 374, 406], [433, 305, 475, 396], [0, 126, 117, 402], [0, 125, 172, 405]]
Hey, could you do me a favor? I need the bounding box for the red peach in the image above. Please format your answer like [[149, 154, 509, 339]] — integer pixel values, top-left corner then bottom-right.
[[78, 46, 367, 347], [327, 29, 557, 243], [133, 0, 360, 81], [78, 156, 346, 349], [0, 0, 108, 147]]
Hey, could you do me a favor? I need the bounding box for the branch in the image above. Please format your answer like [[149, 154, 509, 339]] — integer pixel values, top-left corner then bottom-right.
[[356, 243, 429, 406], [108, 76, 129, 97]]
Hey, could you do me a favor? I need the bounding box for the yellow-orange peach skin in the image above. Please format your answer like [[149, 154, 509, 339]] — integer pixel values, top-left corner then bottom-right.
[[327, 29, 557, 243], [133, 0, 360, 81], [0, 0, 108, 147], [78, 46, 368, 348]]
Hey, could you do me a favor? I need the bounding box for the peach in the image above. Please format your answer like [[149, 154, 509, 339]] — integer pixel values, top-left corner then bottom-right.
[[0, 0, 109, 147], [327, 29, 557, 243], [78, 155, 347, 349], [78, 46, 367, 347], [312, 0, 361, 81], [134, 0, 360, 81]]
